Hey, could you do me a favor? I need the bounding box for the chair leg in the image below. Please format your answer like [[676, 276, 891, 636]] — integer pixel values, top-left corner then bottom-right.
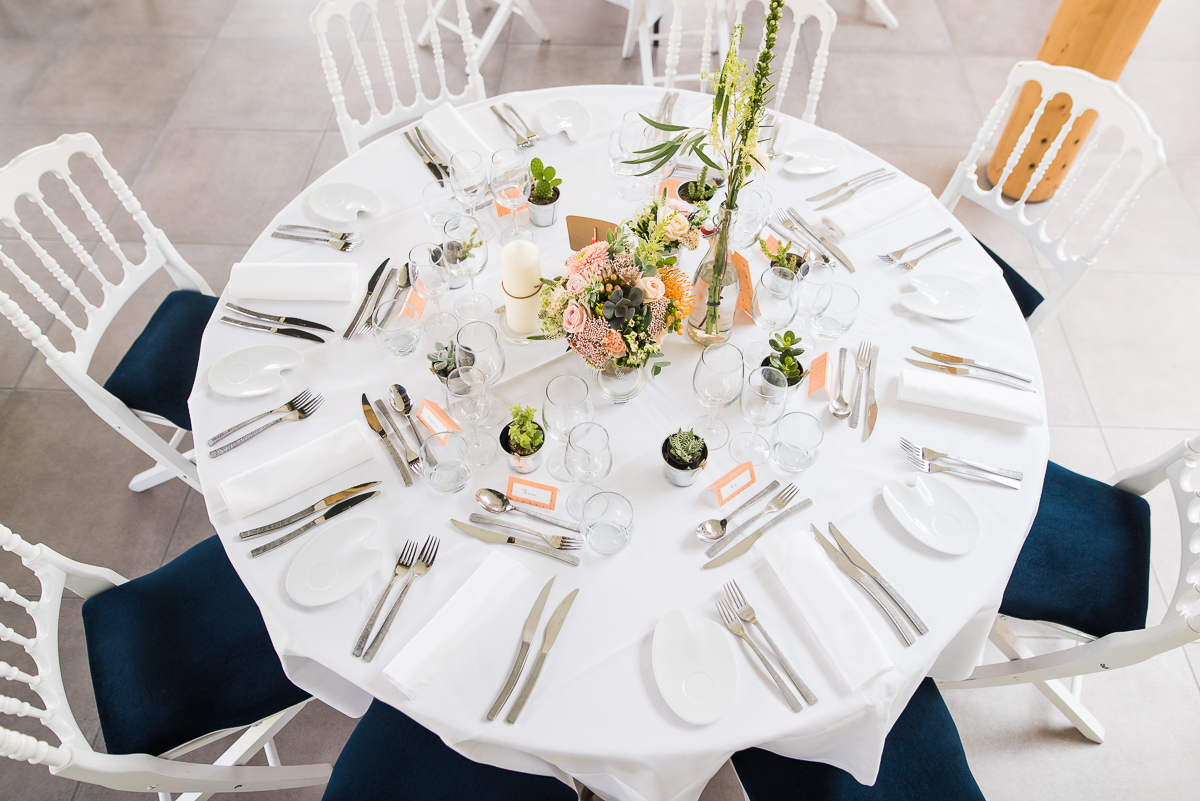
[[128, 449, 197, 493], [476, 0, 514, 64], [416, 0, 451, 46], [864, 0, 899, 29], [264, 738, 281, 767], [638, 18, 655, 87], [621, 0, 640, 58], [512, 0, 551, 41]]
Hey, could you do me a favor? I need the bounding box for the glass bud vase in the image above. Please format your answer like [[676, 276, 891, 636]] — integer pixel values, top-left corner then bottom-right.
[[686, 203, 740, 347]]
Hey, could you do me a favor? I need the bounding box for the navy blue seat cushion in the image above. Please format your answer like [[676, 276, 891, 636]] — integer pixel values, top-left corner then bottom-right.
[[1000, 461, 1151, 638], [322, 700, 578, 801], [975, 238, 1044, 320], [732, 678, 984, 801], [81, 535, 310, 756], [103, 289, 218, 430]]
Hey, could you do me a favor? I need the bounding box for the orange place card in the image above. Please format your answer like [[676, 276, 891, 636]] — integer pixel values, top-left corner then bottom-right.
[[707, 462, 757, 506], [765, 235, 780, 253], [733, 252, 754, 319], [808, 351, 830, 397], [656, 178, 682, 201], [494, 192, 529, 218], [403, 285, 428, 318], [506, 476, 559, 511], [414, 399, 461, 443]]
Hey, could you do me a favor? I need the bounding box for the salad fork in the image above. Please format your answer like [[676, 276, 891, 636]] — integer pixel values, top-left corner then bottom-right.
[[899, 236, 962, 269], [717, 598, 802, 712], [209, 392, 324, 457], [206, 389, 315, 446], [468, 513, 582, 550], [900, 438, 1023, 481], [725, 580, 818, 705], [878, 228, 952, 263], [364, 536, 440, 662], [351, 541, 418, 657], [503, 102, 539, 144], [849, 340, 871, 429], [271, 231, 361, 252], [706, 484, 799, 557], [907, 454, 1021, 489], [277, 224, 361, 242]]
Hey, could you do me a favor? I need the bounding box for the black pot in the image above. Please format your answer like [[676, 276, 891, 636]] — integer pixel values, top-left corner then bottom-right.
[[678, 180, 718, 205], [662, 438, 708, 486], [762, 356, 806, 388], [500, 422, 545, 474]]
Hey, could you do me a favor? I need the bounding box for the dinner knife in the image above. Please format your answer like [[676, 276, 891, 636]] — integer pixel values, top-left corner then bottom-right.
[[224, 303, 334, 333], [415, 126, 450, 176], [911, 347, 1033, 384], [786, 207, 857, 273], [404, 130, 443, 183], [865, 345, 879, 438], [828, 522, 927, 635], [904, 358, 1036, 393], [702, 499, 813, 569], [356, 265, 397, 337], [249, 491, 379, 558], [238, 481, 381, 539], [811, 524, 914, 646], [815, 173, 896, 210], [219, 316, 325, 343], [362, 394, 413, 487], [506, 588, 579, 723], [806, 168, 887, 202], [374, 399, 420, 475], [343, 258, 389, 340], [452, 520, 580, 566], [488, 576, 555, 721]]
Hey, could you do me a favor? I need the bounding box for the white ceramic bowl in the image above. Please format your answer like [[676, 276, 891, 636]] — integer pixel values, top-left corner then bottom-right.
[[899, 274, 985, 321], [882, 474, 980, 555], [207, 345, 303, 398]]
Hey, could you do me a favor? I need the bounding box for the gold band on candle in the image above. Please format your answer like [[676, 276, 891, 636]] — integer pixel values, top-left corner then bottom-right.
[[502, 281, 541, 300]]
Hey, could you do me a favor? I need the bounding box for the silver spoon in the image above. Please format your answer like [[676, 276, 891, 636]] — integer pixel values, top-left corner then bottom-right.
[[474, 488, 582, 532], [389, 384, 433, 466], [694, 480, 781, 542], [829, 347, 851, 420]]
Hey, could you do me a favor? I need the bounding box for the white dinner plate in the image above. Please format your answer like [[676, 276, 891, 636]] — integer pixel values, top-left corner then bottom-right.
[[651, 609, 737, 725], [882, 474, 980, 555], [286, 517, 385, 607], [899, 274, 985, 321], [536, 99, 592, 142], [207, 345, 303, 398], [782, 138, 848, 175], [308, 182, 382, 224]]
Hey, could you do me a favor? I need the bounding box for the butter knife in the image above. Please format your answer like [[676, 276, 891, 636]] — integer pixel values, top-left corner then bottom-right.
[[702, 499, 813, 569], [238, 481, 380, 539], [452, 520, 580, 566], [249, 491, 379, 557], [488, 577, 555, 721], [811, 524, 914, 646], [343, 258, 389, 340], [806, 168, 886, 202], [362, 394, 412, 487], [814, 172, 896, 210], [904, 358, 1036, 393], [865, 344, 879, 438], [404, 130, 443, 183], [225, 303, 334, 332], [219, 316, 325, 343], [828, 522, 927, 635], [786, 207, 857, 273], [374, 399, 420, 476], [911, 347, 1033, 384], [356, 265, 396, 337], [507, 589, 579, 723]]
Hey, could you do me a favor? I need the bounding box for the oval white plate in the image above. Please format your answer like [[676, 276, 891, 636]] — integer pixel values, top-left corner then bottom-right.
[[308, 182, 382, 224], [782, 138, 848, 175], [207, 345, 303, 398], [882, 474, 980, 555], [651, 609, 737, 725], [286, 518, 385, 607], [899, 274, 985, 321], [537, 99, 591, 142]]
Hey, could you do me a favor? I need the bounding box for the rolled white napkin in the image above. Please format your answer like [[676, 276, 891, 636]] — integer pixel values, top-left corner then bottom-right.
[[384, 553, 529, 699], [227, 262, 357, 303], [898, 366, 1044, 426], [815, 180, 933, 243], [218, 422, 375, 519], [422, 102, 495, 161]]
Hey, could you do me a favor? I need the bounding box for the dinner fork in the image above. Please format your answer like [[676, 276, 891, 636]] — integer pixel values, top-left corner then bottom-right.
[[899, 438, 1023, 481], [706, 484, 799, 557], [717, 598, 802, 712], [878, 227, 952, 263], [206, 389, 315, 446], [491, 106, 531, 148], [271, 231, 361, 252], [352, 540, 418, 657], [898, 237, 962, 270], [277, 224, 361, 242], [468, 513, 583, 550], [209, 392, 324, 457], [849, 340, 871, 429], [364, 536, 440, 662], [503, 102, 538, 144], [772, 209, 822, 254], [725, 581, 818, 705], [906, 454, 1021, 490]]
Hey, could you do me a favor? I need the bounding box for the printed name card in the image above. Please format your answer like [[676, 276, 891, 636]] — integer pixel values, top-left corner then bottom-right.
[[707, 462, 756, 506], [403, 285, 428, 318], [414, 399, 461, 442], [655, 178, 682, 201], [808, 351, 830, 397], [506, 476, 558, 511], [733, 252, 754, 320]]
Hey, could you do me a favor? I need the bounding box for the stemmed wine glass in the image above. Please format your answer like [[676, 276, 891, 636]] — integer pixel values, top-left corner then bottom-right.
[[408, 242, 457, 341], [542, 375, 593, 481], [448, 150, 493, 239], [565, 422, 613, 520], [690, 343, 744, 450], [792, 275, 834, 353], [453, 320, 509, 426], [443, 214, 490, 321], [490, 148, 532, 245], [752, 267, 799, 333], [729, 366, 789, 465], [445, 366, 497, 465]]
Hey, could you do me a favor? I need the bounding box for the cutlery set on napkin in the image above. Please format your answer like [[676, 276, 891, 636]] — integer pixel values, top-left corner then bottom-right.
[[826, 342, 880, 438], [450, 487, 584, 565], [899, 345, 1042, 426]]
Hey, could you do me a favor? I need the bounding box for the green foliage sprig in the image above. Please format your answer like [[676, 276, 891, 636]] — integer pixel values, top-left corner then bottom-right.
[[530, 157, 561, 204], [507, 405, 544, 456], [667, 428, 706, 466]]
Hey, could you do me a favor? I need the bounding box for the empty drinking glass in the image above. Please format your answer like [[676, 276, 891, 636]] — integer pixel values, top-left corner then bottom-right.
[[454, 320, 509, 424], [449, 151, 488, 208], [771, 412, 824, 473], [421, 431, 473, 494], [409, 242, 458, 341], [690, 343, 744, 450], [580, 491, 634, 556], [443, 214, 490, 321], [422, 180, 459, 234], [445, 366, 497, 465], [565, 422, 613, 520], [490, 148, 532, 245], [730, 367, 789, 465], [751, 267, 798, 333], [542, 375, 593, 481], [371, 298, 421, 356], [730, 186, 772, 249], [814, 283, 860, 339]]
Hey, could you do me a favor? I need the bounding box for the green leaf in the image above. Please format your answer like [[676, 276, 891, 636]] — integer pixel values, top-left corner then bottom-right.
[[695, 148, 722, 171], [639, 114, 693, 132], [542, 166, 555, 181]]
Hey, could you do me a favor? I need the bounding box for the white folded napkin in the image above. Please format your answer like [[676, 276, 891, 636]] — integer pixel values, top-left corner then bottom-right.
[[766, 534, 894, 691], [218, 422, 375, 519], [384, 553, 529, 699], [422, 102, 495, 161], [226, 262, 357, 303], [897, 366, 1044, 426], [815, 180, 933, 243]]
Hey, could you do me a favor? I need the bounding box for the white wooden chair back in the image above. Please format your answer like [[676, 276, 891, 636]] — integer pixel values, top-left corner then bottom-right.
[[311, 0, 487, 156], [0, 524, 329, 797], [938, 60, 1166, 333], [0, 133, 214, 493], [729, 0, 836, 123], [653, 0, 730, 93]]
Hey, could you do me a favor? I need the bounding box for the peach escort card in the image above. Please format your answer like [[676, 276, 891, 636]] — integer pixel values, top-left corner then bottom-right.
[[808, 351, 831, 398], [414, 399, 461, 442], [494, 190, 529, 217], [506, 476, 558, 511], [655, 179, 682, 201], [403, 285, 428, 318], [707, 462, 756, 506], [733, 252, 754, 319]]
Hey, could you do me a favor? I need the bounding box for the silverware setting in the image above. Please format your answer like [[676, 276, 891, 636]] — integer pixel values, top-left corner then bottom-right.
[[344, 258, 390, 340], [277, 224, 361, 242], [725, 580, 818, 705], [900, 437, 1023, 482], [716, 597, 802, 712], [906, 453, 1022, 489], [375, 398, 421, 478], [695, 480, 781, 542], [209, 391, 324, 458], [405, 129, 445, 182], [811, 523, 915, 646], [827, 522, 927, 637], [504, 102, 539, 145], [208, 389, 316, 447], [702, 500, 811, 569], [785, 207, 857, 273], [492, 105, 532, 148], [806, 168, 887, 202], [219, 315, 326, 343], [905, 357, 1036, 393], [390, 385, 435, 468], [910, 346, 1033, 384], [475, 488, 582, 532], [773, 209, 834, 270], [894, 236, 963, 270], [363, 535, 440, 662], [468, 513, 582, 550], [238, 481, 379, 539], [352, 541, 417, 658], [362, 393, 413, 488], [415, 126, 450, 176], [878, 227, 952, 264], [249, 490, 380, 558], [506, 588, 579, 723], [224, 303, 333, 333], [849, 340, 872, 430], [814, 171, 897, 210], [706, 483, 799, 558], [489, 577, 555, 720], [270, 230, 361, 251], [452, 519, 581, 566]]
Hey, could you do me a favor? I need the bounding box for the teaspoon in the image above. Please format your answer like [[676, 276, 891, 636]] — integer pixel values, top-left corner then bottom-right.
[[474, 488, 582, 532], [695, 480, 781, 542], [829, 347, 851, 420]]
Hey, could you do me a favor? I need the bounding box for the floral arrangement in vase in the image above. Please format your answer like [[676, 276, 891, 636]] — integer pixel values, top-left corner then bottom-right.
[[628, 188, 709, 253]]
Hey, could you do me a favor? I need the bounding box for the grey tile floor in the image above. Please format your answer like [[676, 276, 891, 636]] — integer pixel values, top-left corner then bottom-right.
[[0, 0, 1197, 798]]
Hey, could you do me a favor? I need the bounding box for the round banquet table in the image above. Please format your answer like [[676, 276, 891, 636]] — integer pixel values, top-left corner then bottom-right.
[[190, 85, 1049, 801]]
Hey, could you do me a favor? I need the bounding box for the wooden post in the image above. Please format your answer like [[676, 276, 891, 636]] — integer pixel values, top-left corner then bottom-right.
[[986, 0, 1160, 201]]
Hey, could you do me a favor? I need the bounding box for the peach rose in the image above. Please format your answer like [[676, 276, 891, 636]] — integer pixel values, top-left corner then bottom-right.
[[663, 213, 690, 241], [637, 275, 666, 301], [562, 300, 587, 334], [566, 272, 588, 293], [603, 328, 627, 357]]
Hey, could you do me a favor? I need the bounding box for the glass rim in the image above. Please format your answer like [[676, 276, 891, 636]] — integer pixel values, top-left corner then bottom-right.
[[455, 320, 498, 350], [450, 149, 482, 169], [371, 297, 418, 328], [747, 365, 788, 394], [567, 421, 608, 451], [581, 490, 633, 519], [444, 213, 481, 236], [408, 241, 444, 266], [546, 374, 589, 406], [701, 342, 743, 371], [775, 411, 824, 446]]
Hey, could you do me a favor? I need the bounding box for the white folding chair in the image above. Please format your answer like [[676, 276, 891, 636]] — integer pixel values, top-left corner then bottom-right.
[[943, 436, 1200, 744], [0, 132, 215, 494], [939, 60, 1166, 334], [416, 0, 550, 67], [311, 0, 488, 156], [0, 524, 330, 800], [730, 0, 836, 123]]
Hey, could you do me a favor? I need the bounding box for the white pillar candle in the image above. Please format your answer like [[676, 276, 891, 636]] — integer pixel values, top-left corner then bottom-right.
[[501, 240, 542, 334]]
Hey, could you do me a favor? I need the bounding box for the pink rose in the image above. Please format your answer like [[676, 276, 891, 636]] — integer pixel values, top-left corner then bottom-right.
[[566, 272, 588, 293], [636, 275, 666, 301], [562, 300, 587, 334], [667, 198, 689, 213]]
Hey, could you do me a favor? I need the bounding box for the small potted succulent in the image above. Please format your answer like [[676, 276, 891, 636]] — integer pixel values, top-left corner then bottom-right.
[[759, 236, 804, 273], [762, 331, 807, 395], [427, 342, 456, 384], [500, 405, 545, 473], [661, 427, 708, 486], [527, 157, 562, 228], [678, 164, 720, 205]]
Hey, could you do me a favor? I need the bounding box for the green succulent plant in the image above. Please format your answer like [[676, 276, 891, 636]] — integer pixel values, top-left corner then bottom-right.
[[667, 428, 706, 466], [506, 405, 544, 456], [768, 330, 806, 385], [601, 285, 644, 330], [427, 342, 456, 375], [530, 157, 562, 204], [758, 236, 795, 267]]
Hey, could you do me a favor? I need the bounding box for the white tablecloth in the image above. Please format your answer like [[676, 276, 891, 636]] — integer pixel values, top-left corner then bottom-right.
[[190, 85, 1048, 801]]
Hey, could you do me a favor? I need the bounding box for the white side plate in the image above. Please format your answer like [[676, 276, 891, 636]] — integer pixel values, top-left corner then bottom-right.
[[882, 474, 980, 555], [536, 99, 592, 142], [207, 345, 303, 398], [651, 609, 737, 725], [899, 274, 985, 321], [308, 182, 382, 224], [286, 517, 385, 607], [782, 138, 848, 175]]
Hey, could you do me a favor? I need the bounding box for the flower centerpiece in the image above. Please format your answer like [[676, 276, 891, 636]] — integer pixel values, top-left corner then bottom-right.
[[628, 188, 708, 254]]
